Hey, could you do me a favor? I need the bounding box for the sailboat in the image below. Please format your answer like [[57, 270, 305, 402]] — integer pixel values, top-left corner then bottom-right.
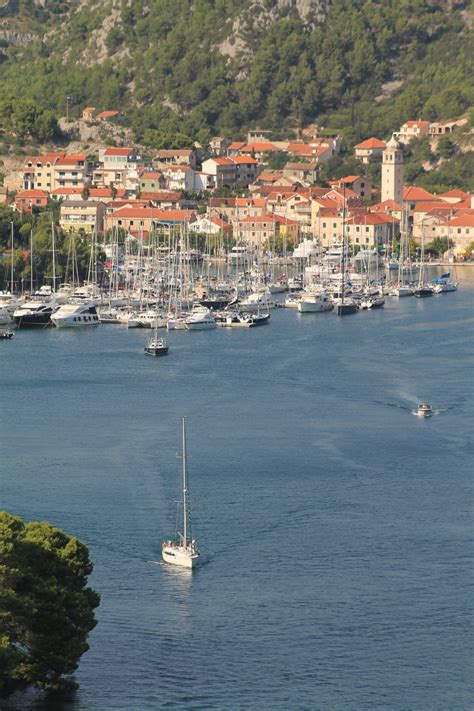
[[162, 417, 200, 569], [334, 199, 357, 315], [144, 315, 169, 356]]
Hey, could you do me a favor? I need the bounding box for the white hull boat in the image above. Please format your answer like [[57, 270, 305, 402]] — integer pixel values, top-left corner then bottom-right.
[[162, 417, 200, 570], [297, 292, 333, 313], [51, 301, 100, 328]]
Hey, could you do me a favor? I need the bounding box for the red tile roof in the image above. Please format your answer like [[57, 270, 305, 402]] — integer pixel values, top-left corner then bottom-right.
[[16, 189, 48, 198], [96, 111, 120, 120], [446, 214, 474, 227], [355, 137, 386, 150], [104, 147, 135, 156], [232, 155, 259, 165], [439, 189, 471, 199], [370, 199, 402, 212], [241, 142, 280, 152], [55, 153, 88, 166], [403, 186, 437, 201], [403, 120, 430, 128]]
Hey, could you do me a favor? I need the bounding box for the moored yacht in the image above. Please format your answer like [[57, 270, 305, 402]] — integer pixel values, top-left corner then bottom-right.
[[13, 294, 58, 327], [297, 291, 333, 313], [51, 300, 100, 328], [185, 305, 217, 331]]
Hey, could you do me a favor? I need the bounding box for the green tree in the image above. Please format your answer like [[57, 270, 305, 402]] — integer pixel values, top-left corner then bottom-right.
[[0, 511, 100, 698]]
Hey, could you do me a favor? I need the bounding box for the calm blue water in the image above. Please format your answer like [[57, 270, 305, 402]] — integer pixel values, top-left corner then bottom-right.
[[1, 268, 473, 710]]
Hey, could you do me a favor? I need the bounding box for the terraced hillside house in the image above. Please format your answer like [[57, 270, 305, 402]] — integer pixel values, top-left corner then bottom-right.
[[354, 137, 386, 164], [398, 120, 430, 144], [155, 149, 197, 169], [54, 154, 90, 188], [22, 153, 65, 191]]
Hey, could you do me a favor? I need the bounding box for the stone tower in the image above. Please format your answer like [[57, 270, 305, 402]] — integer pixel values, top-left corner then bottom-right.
[[381, 134, 403, 205]]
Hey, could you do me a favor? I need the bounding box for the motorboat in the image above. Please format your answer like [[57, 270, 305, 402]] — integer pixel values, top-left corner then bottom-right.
[[297, 291, 333, 313], [144, 337, 169, 357], [357, 296, 385, 310], [284, 295, 302, 308], [0, 331, 14, 339], [166, 314, 188, 331], [185, 305, 217, 331], [215, 310, 270, 328], [13, 295, 58, 327], [134, 312, 167, 329], [390, 285, 413, 297], [51, 301, 100, 328], [416, 403, 432, 418], [162, 417, 200, 569], [228, 245, 253, 266], [239, 290, 276, 311]]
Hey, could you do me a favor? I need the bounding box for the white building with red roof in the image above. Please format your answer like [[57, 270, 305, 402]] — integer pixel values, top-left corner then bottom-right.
[[54, 153, 90, 189], [398, 120, 430, 144], [354, 137, 386, 163]]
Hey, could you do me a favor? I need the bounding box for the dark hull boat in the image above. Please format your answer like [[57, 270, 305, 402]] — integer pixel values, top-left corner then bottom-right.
[[414, 286, 434, 298], [335, 301, 357, 315], [145, 337, 169, 356]]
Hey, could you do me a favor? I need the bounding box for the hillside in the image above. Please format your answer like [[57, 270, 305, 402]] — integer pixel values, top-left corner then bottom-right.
[[0, 0, 473, 148]]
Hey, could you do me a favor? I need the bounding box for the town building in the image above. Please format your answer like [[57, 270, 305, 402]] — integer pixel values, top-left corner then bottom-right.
[[14, 189, 49, 212], [345, 212, 399, 249], [354, 137, 386, 164], [54, 153, 90, 189], [283, 161, 318, 184], [155, 149, 196, 169], [330, 176, 372, 200], [398, 120, 430, 144], [59, 200, 105, 233]]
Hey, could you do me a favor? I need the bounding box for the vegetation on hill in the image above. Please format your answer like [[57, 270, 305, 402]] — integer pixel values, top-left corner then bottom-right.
[[0, 511, 100, 698], [0, 0, 472, 145]]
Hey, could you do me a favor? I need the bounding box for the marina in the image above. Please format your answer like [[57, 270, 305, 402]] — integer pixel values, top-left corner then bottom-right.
[[0, 266, 472, 710]]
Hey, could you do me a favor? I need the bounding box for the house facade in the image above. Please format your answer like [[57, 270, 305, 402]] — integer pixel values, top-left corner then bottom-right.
[[59, 200, 105, 233], [354, 137, 386, 163], [398, 120, 430, 144]]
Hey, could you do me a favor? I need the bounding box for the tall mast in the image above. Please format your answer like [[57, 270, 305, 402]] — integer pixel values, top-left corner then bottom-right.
[[30, 228, 34, 293], [182, 416, 188, 549], [51, 220, 56, 292], [10, 221, 14, 294]]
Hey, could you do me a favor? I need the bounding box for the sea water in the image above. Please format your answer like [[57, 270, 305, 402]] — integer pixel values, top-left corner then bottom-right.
[[1, 268, 473, 710]]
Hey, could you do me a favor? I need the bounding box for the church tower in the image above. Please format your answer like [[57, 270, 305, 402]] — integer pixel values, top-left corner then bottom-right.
[[381, 134, 403, 205]]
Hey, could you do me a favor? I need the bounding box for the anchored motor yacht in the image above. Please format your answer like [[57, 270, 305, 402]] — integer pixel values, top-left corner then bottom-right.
[[13, 291, 59, 327], [297, 291, 333, 313], [50, 300, 100, 328], [185, 305, 217, 330]]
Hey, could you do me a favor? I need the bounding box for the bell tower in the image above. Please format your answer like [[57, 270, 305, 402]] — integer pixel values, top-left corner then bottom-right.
[[381, 134, 403, 205]]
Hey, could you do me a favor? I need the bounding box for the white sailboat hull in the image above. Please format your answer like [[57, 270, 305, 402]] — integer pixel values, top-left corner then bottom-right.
[[162, 544, 199, 569]]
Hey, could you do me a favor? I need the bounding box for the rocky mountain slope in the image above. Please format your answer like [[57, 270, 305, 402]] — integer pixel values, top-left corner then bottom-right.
[[0, 0, 472, 144]]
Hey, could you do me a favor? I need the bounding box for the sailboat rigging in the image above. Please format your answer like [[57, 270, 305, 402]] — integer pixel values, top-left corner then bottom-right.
[[162, 417, 200, 569]]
